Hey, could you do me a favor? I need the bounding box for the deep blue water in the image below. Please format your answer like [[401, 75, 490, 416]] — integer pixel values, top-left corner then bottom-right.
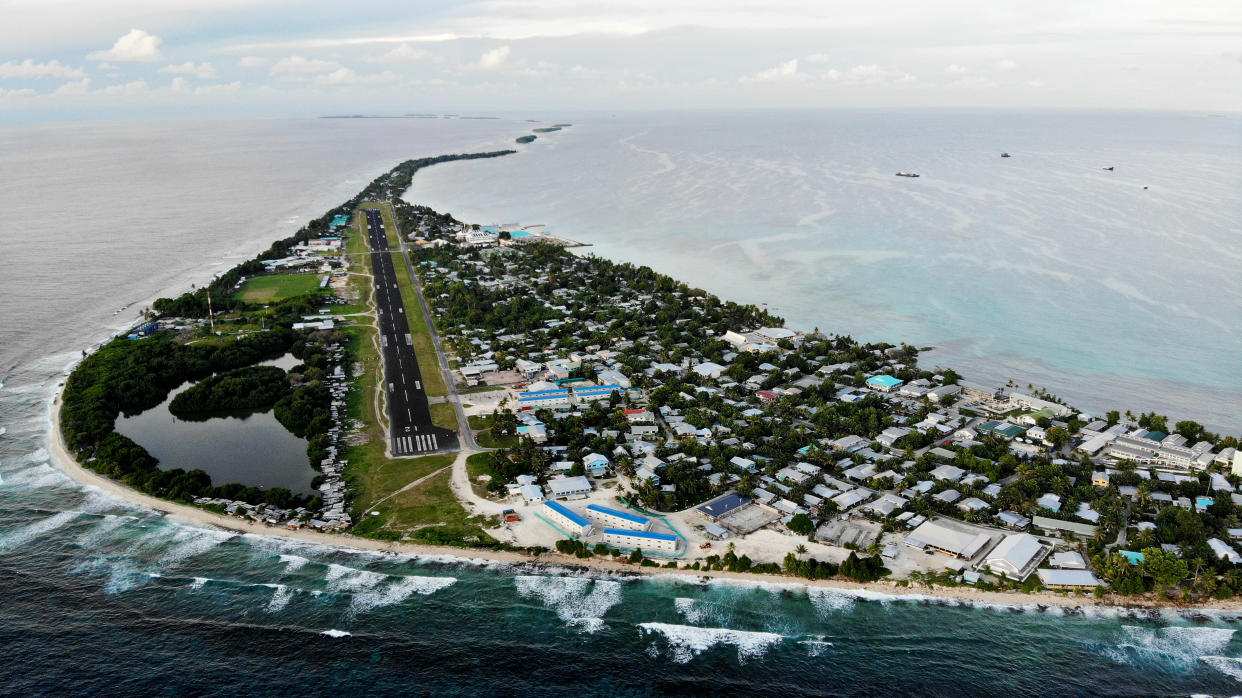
[[2, 113, 1241, 696]]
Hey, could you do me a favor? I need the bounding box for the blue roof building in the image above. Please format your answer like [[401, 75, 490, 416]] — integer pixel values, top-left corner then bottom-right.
[[541, 500, 593, 537], [587, 504, 650, 530], [601, 527, 679, 553], [866, 375, 904, 392]]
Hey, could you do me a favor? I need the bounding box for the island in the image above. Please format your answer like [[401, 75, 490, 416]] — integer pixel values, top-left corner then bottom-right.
[[515, 135, 536, 144], [53, 144, 1242, 610]]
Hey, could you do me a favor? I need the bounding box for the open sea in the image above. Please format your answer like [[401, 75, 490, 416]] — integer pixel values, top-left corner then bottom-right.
[[1, 112, 1241, 696]]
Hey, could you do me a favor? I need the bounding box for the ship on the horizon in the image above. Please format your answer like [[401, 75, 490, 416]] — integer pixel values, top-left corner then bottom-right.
[[895, 172, 920, 177], [1001, 152, 1011, 158]]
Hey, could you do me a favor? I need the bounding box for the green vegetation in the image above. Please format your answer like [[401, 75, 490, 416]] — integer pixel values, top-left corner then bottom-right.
[[169, 365, 289, 415], [429, 402, 458, 431], [346, 452, 453, 517], [357, 469, 496, 545], [234, 274, 325, 303], [515, 135, 536, 144], [59, 328, 320, 508]]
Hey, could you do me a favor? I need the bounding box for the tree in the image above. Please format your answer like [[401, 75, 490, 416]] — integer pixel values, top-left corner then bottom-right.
[[628, 548, 644, 564], [1140, 547, 1189, 591], [788, 513, 815, 536], [499, 230, 512, 240], [794, 544, 808, 557], [1175, 420, 1205, 443], [1045, 426, 1069, 449]]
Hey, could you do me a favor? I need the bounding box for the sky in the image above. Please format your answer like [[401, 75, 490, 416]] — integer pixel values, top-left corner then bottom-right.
[[1, 0, 1240, 119]]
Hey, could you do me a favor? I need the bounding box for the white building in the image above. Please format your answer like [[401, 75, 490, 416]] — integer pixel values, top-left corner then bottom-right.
[[547, 475, 592, 499], [904, 520, 992, 560], [602, 528, 679, 554], [982, 533, 1048, 581], [542, 500, 594, 537], [586, 504, 651, 531], [520, 484, 544, 504]]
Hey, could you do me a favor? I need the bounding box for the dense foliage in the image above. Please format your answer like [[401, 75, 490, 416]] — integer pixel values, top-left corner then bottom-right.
[[169, 365, 290, 415]]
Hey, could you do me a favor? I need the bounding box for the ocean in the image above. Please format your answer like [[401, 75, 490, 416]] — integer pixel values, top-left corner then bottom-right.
[[1, 112, 1241, 696]]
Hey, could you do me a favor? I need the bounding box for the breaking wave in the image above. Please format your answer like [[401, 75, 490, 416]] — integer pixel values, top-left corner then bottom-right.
[[638, 622, 786, 664], [0, 510, 81, 552], [349, 575, 457, 615], [514, 575, 624, 633]]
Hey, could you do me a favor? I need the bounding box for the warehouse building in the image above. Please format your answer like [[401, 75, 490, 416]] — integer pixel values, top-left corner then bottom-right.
[[542, 500, 594, 538], [982, 533, 1049, 581], [574, 384, 622, 403], [602, 528, 679, 554], [517, 388, 572, 409], [904, 520, 992, 560], [547, 475, 592, 499], [586, 504, 651, 531]]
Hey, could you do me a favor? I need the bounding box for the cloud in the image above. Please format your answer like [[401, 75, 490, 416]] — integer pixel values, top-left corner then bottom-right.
[[803, 53, 831, 64], [87, 29, 163, 62], [194, 81, 241, 96], [312, 68, 398, 86], [270, 56, 342, 74], [944, 63, 969, 75], [53, 78, 91, 96], [824, 64, 918, 85], [740, 58, 804, 83], [160, 62, 216, 79], [366, 43, 442, 63], [0, 87, 39, 98], [238, 56, 270, 68], [996, 58, 1018, 72], [102, 79, 148, 96], [477, 45, 510, 70], [0, 59, 86, 79], [168, 77, 190, 93]]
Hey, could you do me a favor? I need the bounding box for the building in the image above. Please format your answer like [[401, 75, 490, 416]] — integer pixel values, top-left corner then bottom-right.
[[582, 453, 610, 477], [517, 388, 571, 409], [697, 492, 750, 521], [1208, 538, 1242, 564], [1036, 569, 1102, 589], [542, 500, 594, 537], [1048, 551, 1087, 569], [866, 375, 904, 392], [586, 504, 651, 531], [1032, 515, 1097, 537], [982, 533, 1048, 581], [904, 520, 992, 560], [693, 361, 728, 379], [547, 475, 592, 499], [602, 528, 679, 554], [574, 384, 622, 403], [520, 484, 544, 504]]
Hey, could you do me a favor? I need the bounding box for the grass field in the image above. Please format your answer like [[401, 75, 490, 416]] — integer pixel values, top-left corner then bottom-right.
[[234, 273, 324, 302], [465, 452, 495, 499], [429, 402, 458, 431]]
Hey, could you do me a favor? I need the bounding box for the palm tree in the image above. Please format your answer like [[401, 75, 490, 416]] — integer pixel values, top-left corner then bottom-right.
[[795, 544, 808, 557]]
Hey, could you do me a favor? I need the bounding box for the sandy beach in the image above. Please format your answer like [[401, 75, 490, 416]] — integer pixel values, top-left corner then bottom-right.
[[45, 388, 1242, 613]]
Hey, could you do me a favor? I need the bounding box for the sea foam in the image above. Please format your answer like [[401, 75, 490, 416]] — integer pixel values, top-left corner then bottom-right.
[[638, 622, 786, 664], [515, 575, 624, 633]]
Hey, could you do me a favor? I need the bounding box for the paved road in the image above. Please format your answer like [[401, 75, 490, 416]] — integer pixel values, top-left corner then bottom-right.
[[389, 210, 487, 452], [363, 208, 457, 456]]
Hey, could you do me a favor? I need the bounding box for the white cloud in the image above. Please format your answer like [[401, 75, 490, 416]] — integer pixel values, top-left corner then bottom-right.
[[53, 78, 91, 96], [102, 79, 148, 96], [195, 81, 241, 96], [740, 58, 804, 83], [366, 43, 442, 63], [169, 76, 190, 93], [0, 59, 86, 79], [824, 64, 918, 85], [944, 63, 969, 75], [160, 62, 216, 79], [0, 87, 39, 98], [87, 29, 163, 62], [270, 56, 342, 74], [312, 68, 398, 86], [996, 59, 1018, 72], [238, 56, 270, 68], [477, 45, 510, 70], [803, 53, 831, 64]]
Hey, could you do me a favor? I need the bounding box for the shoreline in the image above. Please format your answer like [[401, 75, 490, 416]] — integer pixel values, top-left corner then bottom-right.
[[44, 386, 1242, 614]]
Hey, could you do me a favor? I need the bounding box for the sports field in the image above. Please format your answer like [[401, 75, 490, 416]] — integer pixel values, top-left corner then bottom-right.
[[234, 273, 323, 302]]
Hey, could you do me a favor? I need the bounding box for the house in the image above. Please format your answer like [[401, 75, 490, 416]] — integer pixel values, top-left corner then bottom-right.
[[730, 456, 757, 472], [1037, 569, 1102, 589], [1091, 471, 1110, 487], [693, 361, 728, 379], [583, 453, 610, 477], [832, 435, 870, 452], [1208, 538, 1242, 564], [520, 484, 545, 504], [1036, 493, 1062, 512], [930, 464, 965, 482]]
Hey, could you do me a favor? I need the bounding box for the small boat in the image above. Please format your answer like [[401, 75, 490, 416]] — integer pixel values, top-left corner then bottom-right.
[[895, 172, 920, 178], [1001, 152, 1011, 158], [1103, 166, 1114, 171]]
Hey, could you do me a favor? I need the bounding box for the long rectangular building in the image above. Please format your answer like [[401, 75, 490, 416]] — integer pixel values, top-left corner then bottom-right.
[[602, 528, 679, 554], [904, 520, 991, 560], [518, 388, 571, 408], [586, 504, 651, 531], [542, 500, 594, 538], [574, 384, 622, 402]]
